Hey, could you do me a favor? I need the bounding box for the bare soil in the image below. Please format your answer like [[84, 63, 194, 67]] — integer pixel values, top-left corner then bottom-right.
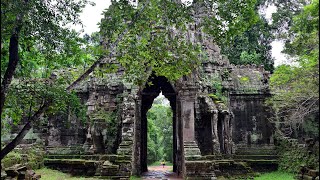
[[141, 166, 182, 180]]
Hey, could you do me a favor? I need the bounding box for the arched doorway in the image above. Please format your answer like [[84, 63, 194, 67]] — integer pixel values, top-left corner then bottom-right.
[[134, 75, 179, 175]]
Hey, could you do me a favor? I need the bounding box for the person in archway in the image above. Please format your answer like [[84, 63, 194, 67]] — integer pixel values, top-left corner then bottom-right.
[[161, 160, 166, 168]]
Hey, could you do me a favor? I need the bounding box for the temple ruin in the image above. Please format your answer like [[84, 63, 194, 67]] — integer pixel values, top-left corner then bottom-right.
[[9, 1, 279, 179]]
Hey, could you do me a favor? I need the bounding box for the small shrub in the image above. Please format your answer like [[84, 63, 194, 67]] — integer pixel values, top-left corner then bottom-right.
[[2, 145, 45, 169], [2, 152, 22, 168], [276, 138, 319, 173]]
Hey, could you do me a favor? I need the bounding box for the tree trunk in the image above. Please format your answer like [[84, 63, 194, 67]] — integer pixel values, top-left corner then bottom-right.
[[1, 33, 20, 115], [0, 14, 23, 115], [0, 103, 49, 160]]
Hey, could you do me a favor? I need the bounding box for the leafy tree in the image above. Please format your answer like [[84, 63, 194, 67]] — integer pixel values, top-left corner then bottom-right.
[[266, 0, 318, 138], [0, 0, 92, 159], [220, 1, 274, 72], [99, 0, 259, 84], [1, 0, 94, 111], [147, 103, 173, 164], [147, 119, 161, 164], [268, 0, 309, 39]]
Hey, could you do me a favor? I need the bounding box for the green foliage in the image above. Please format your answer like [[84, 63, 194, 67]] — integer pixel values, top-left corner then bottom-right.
[[276, 138, 319, 173], [265, 0, 318, 134], [1, 1, 103, 145], [99, 0, 259, 85], [202, 0, 259, 45], [2, 152, 22, 168], [99, 0, 197, 84], [129, 176, 141, 180], [147, 103, 173, 164], [239, 76, 250, 83], [269, 0, 309, 40], [36, 168, 101, 180], [254, 171, 294, 180], [1, 0, 89, 47], [2, 145, 45, 169], [283, 0, 319, 58], [208, 74, 227, 103], [220, 14, 274, 71], [1, 78, 87, 135], [240, 51, 262, 65]]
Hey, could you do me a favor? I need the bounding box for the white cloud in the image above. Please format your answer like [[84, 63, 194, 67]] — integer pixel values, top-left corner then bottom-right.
[[264, 5, 290, 67], [271, 40, 286, 66], [73, 0, 111, 35], [271, 40, 298, 67]]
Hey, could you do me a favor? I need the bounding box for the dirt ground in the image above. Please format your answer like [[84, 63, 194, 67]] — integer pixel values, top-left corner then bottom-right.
[[141, 166, 183, 180]]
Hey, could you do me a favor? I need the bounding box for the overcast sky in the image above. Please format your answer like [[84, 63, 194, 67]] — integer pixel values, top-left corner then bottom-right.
[[74, 0, 287, 67]]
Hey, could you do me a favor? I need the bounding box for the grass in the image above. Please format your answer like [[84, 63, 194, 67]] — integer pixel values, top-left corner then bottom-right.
[[130, 175, 141, 180], [36, 166, 294, 180], [35, 168, 100, 180], [254, 171, 295, 180]]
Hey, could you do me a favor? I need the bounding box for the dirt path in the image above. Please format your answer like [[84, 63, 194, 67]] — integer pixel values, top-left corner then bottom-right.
[[141, 166, 182, 180]]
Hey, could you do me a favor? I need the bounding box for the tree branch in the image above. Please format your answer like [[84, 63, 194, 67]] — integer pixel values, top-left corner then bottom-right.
[[0, 102, 49, 160], [66, 0, 150, 91]]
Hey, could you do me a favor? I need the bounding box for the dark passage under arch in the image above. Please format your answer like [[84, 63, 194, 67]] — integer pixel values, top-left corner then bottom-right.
[[139, 75, 177, 173]]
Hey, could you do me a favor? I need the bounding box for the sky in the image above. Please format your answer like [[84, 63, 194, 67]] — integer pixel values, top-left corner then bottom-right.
[[74, 0, 288, 67]]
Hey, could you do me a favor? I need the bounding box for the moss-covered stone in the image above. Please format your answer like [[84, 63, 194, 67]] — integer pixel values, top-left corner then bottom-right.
[[2, 152, 22, 168], [2, 145, 45, 170]]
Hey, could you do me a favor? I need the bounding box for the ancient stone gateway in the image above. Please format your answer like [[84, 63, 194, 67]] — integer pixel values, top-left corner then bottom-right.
[[133, 75, 178, 174], [37, 55, 276, 180], [40, 42, 276, 180], [40, 1, 277, 178], [132, 73, 205, 176]]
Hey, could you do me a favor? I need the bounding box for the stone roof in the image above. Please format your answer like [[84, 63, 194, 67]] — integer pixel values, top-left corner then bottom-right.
[[230, 64, 270, 95]]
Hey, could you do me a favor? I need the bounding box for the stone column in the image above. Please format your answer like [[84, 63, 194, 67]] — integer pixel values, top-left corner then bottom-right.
[[179, 86, 201, 178], [223, 113, 231, 154], [132, 99, 141, 175], [117, 91, 137, 175], [180, 88, 201, 156], [211, 110, 220, 154]]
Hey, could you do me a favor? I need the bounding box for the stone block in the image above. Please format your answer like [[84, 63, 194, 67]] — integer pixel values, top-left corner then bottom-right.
[[1, 169, 7, 180], [302, 175, 314, 180], [25, 170, 41, 180], [5, 164, 27, 178], [308, 170, 319, 177]]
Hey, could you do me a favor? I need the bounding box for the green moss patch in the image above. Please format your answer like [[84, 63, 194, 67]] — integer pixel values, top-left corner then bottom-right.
[[2, 146, 44, 169], [35, 168, 100, 180], [254, 171, 294, 180], [239, 76, 250, 83]]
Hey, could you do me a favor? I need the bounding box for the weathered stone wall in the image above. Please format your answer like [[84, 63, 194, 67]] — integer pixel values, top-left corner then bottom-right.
[[230, 94, 273, 146], [82, 76, 125, 154], [229, 64, 273, 151]]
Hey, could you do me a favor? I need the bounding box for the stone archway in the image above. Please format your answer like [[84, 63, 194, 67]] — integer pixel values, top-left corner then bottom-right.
[[133, 75, 179, 175]]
